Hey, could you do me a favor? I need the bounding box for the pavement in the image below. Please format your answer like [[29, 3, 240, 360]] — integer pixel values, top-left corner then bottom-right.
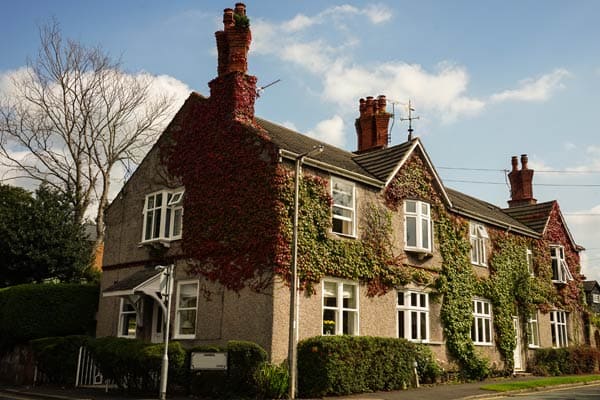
[[1, 375, 600, 400]]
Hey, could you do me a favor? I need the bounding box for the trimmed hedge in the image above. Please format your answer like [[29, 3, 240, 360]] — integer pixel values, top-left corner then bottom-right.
[[87, 337, 186, 392], [0, 283, 98, 351], [297, 335, 441, 397], [531, 346, 600, 376], [30, 335, 89, 384]]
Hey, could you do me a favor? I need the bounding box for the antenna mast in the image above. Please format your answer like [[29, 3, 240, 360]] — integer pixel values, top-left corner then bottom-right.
[[399, 99, 420, 141], [256, 79, 281, 97]]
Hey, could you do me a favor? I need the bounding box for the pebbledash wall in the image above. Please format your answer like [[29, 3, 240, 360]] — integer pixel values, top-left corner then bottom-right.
[[96, 2, 586, 371]]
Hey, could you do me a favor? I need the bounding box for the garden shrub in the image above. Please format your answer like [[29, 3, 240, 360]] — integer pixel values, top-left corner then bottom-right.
[[531, 346, 599, 376], [87, 337, 185, 393], [297, 335, 439, 397], [0, 283, 98, 352], [254, 362, 289, 399], [30, 335, 89, 384]]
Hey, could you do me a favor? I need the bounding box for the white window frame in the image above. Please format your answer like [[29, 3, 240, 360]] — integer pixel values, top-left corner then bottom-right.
[[527, 312, 540, 348], [526, 248, 534, 276], [117, 297, 138, 339], [550, 245, 573, 283], [322, 279, 359, 336], [469, 222, 489, 266], [141, 188, 184, 243], [550, 310, 568, 348], [472, 298, 493, 346], [397, 290, 429, 342], [331, 177, 356, 237], [593, 294, 600, 304], [404, 200, 432, 253], [174, 280, 198, 339]]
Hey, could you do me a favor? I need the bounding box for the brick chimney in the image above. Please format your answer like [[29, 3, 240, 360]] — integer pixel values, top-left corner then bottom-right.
[[209, 3, 257, 123], [507, 154, 537, 207], [355, 95, 392, 153]]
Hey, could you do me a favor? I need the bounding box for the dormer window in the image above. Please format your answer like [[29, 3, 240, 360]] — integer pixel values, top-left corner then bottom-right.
[[469, 222, 488, 266], [550, 245, 573, 284], [331, 177, 355, 237], [404, 200, 432, 253], [142, 189, 184, 243]]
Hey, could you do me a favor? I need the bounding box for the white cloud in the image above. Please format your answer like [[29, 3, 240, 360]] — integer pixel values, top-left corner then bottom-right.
[[566, 204, 600, 282], [306, 115, 346, 147], [490, 69, 570, 103], [564, 142, 577, 151], [281, 4, 391, 33], [280, 120, 298, 131]]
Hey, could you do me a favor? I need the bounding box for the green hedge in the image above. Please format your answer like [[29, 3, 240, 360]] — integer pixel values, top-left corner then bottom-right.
[[30, 335, 89, 384], [297, 336, 441, 397], [531, 346, 600, 376], [88, 337, 186, 392], [0, 283, 98, 351]]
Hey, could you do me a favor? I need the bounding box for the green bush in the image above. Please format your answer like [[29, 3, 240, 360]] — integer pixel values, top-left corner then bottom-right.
[[0, 283, 98, 352], [531, 346, 599, 376], [88, 337, 185, 393], [188, 341, 267, 398], [30, 335, 89, 384], [297, 336, 438, 397], [414, 343, 443, 383], [254, 362, 289, 399]]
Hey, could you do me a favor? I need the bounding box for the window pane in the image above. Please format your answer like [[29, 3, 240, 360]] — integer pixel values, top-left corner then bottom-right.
[[420, 294, 426, 308], [179, 284, 197, 308], [552, 259, 559, 280], [478, 318, 484, 342], [421, 218, 430, 249], [420, 312, 427, 340], [323, 309, 336, 335], [173, 208, 183, 236], [411, 293, 417, 307], [155, 193, 163, 207], [398, 292, 405, 306], [405, 200, 416, 213], [165, 208, 172, 238], [147, 195, 155, 209], [484, 319, 491, 342], [153, 208, 162, 238], [343, 284, 356, 308], [324, 282, 337, 307], [421, 202, 429, 216], [145, 211, 154, 240], [121, 314, 136, 337], [411, 311, 418, 339], [406, 216, 417, 247], [343, 310, 357, 335], [178, 310, 196, 335], [398, 311, 405, 337]]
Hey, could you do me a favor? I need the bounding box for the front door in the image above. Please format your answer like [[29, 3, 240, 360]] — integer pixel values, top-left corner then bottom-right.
[[513, 316, 523, 371], [151, 302, 164, 343]]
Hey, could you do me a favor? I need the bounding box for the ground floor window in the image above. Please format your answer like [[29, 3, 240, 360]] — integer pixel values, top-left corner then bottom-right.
[[174, 281, 198, 339], [322, 280, 358, 335], [527, 312, 540, 348], [472, 298, 492, 345], [397, 290, 429, 342], [118, 297, 138, 338], [550, 310, 568, 348]]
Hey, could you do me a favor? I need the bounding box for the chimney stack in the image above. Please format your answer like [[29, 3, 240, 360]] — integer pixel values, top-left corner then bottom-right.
[[210, 3, 257, 123], [355, 95, 392, 153], [507, 154, 537, 207]]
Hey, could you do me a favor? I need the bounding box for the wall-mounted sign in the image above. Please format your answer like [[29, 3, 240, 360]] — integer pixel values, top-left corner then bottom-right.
[[190, 352, 227, 370]]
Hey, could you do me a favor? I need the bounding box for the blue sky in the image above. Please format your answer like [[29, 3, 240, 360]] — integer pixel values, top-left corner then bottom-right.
[[1, 1, 599, 279]]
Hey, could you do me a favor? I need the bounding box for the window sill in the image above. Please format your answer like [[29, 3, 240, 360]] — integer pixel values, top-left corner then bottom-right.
[[528, 345, 540, 349], [471, 262, 488, 268], [473, 342, 493, 347], [173, 335, 196, 340], [405, 248, 433, 259], [139, 238, 182, 248], [332, 231, 356, 239]]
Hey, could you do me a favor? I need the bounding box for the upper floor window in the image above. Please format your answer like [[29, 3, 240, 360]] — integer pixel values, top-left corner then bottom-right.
[[118, 297, 138, 339], [174, 280, 198, 339], [469, 222, 489, 266], [331, 178, 355, 237], [142, 189, 184, 243], [322, 280, 358, 335], [550, 310, 568, 348], [593, 294, 600, 304], [526, 248, 534, 276], [404, 200, 432, 252], [397, 290, 429, 342], [472, 298, 492, 345], [550, 245, 573, 283]]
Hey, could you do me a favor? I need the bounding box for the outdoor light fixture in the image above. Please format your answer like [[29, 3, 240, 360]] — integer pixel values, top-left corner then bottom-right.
[[288, 145, 324, 400]]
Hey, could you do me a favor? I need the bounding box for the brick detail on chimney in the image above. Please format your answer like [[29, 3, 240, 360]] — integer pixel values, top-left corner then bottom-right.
[[355, 95, 392, 153], [210, 3, 256, 123], [508, 154, 537, 207]]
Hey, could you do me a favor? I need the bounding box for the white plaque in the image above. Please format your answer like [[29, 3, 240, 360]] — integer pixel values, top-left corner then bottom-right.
[[190, 352, 228, 370]]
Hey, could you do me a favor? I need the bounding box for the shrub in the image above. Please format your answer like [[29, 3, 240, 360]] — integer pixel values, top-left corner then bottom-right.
[[414, 343, 443, 383], [0, 283, 98, 352], [254, 362, 289, 399], [88, 337, 185, 393], [30, 335, 89, 384], [531, 346, 599, 376], [297, 336, 437, 397]]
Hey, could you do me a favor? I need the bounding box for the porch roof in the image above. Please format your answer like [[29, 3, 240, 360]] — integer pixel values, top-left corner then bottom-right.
[[102, 268, 162, 297]]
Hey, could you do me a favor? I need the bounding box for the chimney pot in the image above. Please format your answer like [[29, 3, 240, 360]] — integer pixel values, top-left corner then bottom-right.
[[223, 8, 235, 30], [355, 94, 392, 153], [234, 3, 246, 16], [521, 154, 529, 170], [511, 156, 518, 172], [377, 95, 387, 113]]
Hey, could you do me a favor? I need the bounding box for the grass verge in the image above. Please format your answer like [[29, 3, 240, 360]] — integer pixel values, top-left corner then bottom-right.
[[481, 375, 600, 392]]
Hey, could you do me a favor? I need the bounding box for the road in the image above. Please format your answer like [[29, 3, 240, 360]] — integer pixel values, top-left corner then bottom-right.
[[506, 384, 600, 399]]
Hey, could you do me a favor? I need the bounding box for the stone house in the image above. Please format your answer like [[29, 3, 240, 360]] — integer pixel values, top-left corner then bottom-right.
[[96, 3, 586, 374]]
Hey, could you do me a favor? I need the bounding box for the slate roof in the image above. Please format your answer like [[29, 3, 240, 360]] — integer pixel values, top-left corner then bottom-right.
[[353, 140, 416, 182], [446, 188, 538, 236], [103, 268, 161, 294], [502, 201, 555, 234], [583, 280, 600, 293]]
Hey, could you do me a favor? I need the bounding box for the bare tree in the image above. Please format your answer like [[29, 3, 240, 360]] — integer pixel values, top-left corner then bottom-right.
[[0, 21, 173, 255]]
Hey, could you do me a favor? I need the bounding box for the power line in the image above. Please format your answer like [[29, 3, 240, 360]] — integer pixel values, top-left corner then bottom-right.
[[438, 166, 600, 174], [444, 179, 600, 187]]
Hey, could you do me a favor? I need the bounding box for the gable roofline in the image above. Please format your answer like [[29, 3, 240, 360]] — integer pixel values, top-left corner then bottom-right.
[[549, 201, 583, 251], [450, 203, 540, 238], [383, 138, 453, 208], [278, 148, 384, 188]]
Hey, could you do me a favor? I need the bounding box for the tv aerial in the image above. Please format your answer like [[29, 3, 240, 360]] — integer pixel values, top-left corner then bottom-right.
[[399, 99, 420, 141], [256, 79, 281, 97]]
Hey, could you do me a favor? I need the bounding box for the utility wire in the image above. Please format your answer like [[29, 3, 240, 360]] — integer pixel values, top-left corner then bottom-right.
[[438, 166, 600, 174], [444, 179, 600, 187]]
